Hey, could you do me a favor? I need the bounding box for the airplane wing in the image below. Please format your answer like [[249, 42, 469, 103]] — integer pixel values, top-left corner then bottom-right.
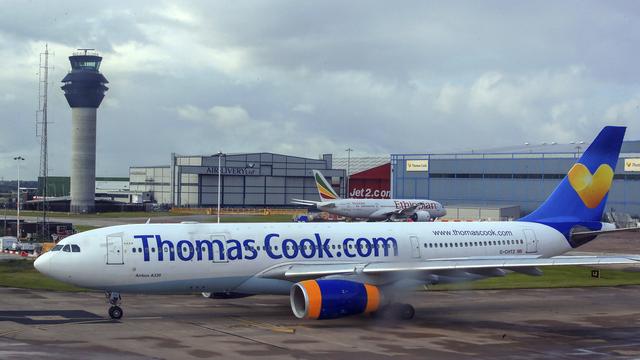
[[571, 226, 640, 242], [396, 205, 419, 217], [258, 255, 640, 281], [291, 198, 320, 206], [371, 205, 419, 220]]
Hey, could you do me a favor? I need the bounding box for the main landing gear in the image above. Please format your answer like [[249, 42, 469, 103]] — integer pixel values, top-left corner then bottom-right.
[[106, 291, 123, 320], [373, 303, 415, 320]]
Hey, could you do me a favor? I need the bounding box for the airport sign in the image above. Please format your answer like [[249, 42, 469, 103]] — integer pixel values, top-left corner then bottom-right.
[[624, 158, 640, 172], [406, 159, 429, 172], [181, 166, 260, 176]]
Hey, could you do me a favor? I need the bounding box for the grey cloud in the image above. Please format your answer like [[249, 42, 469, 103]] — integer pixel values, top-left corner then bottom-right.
[[0, 0, 638, 180]]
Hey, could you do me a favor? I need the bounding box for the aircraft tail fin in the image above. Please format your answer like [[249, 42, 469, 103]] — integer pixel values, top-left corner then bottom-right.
[[312, 170, 341, 201], [519, 126, 626, 245]]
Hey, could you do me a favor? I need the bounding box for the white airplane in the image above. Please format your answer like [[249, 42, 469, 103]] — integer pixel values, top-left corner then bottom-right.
[[292, 170, 447, 221], [35, 126, 640, 321]]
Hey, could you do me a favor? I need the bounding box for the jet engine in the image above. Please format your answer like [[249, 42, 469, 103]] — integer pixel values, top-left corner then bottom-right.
[[410, 210, 431, 222], [290, 279, 382, 319]]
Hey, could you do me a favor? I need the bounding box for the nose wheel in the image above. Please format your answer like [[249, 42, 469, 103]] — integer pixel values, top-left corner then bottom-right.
[[106, 291, 123, 320], [109, 305, 123, 319]]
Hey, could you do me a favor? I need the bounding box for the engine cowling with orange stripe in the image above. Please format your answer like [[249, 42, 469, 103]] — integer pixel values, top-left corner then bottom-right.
[[290, 279, 383, 319]]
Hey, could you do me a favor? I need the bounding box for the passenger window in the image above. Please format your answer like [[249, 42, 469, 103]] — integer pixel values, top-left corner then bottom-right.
[[71, 245, 80, 252], [151, 248, 156, 253], [62, 245, 70, 252], [132, 248, 136, 253], [139, 247, 143, 253]]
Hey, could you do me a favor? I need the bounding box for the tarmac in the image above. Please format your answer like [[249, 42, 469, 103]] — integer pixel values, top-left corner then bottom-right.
[[1, 286, 639, 359]]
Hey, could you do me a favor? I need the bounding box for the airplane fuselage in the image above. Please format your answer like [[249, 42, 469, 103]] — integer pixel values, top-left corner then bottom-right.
[[318, 199, 446, 220], [35, 221, 569, 295]]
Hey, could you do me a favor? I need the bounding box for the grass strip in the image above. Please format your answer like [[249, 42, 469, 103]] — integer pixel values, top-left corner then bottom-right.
[[430, 266, 640, 291], [0, 260, 86, 292]]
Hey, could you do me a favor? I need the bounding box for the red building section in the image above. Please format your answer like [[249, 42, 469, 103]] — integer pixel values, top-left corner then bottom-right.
[[348, 163, 391, 199]]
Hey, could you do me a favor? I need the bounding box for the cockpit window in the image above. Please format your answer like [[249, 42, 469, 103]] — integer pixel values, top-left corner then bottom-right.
[[62, 245, 71, 252], [71, 245, 81, 253], [51, 245, 63, 251]]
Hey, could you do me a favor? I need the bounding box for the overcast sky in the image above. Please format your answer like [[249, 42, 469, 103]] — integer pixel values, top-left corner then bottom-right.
[[0, 1, 638, 180]]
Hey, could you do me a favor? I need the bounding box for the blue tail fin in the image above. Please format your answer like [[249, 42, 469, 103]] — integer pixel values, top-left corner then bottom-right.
[[519, 126, 625, 242]]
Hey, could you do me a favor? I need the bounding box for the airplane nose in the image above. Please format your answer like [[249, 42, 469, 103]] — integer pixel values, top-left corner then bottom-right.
[[34, 254, 50, 274]]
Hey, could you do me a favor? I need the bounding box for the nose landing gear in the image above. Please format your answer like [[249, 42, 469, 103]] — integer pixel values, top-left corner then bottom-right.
[[106, 292, 123, 320]]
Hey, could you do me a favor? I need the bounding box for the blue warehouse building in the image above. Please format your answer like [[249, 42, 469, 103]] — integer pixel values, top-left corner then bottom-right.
[[391, 141, 640, 217]]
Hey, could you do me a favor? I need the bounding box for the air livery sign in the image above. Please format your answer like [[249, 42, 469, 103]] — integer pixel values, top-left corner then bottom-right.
[[133, 233, 399, 262], [406, 160, 429, 172], [182, 166, 259, 176], [624, 158, 640, 172]]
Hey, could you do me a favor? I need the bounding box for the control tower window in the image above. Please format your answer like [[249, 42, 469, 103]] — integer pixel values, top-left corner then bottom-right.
[[71, 60, 100, 71]]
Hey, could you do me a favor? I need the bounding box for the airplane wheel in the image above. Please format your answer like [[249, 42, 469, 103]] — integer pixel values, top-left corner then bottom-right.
[[397, 303, 415, 320], [109, 305, 123, 320]]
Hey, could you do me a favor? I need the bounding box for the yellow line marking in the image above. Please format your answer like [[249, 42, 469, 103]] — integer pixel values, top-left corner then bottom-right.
[[233, 317, 296, 334]]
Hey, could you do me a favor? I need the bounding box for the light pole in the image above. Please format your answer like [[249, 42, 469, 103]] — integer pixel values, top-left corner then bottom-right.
[[13, 156, 24, 239], [345, 148, 353, 198], [575, 141, 584, 157], [217, 151, 224, 224]]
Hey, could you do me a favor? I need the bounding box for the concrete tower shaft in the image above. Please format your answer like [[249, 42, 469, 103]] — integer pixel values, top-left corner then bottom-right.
[[70, 108, 97, 213], [61, 50, 108, 213]]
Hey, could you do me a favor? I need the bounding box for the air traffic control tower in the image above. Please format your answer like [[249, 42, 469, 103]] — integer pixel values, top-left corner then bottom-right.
[[61, 49, 109, 213]]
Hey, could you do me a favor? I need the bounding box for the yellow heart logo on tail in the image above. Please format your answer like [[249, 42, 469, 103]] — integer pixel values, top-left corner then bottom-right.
[[567, 163, 614, 208]]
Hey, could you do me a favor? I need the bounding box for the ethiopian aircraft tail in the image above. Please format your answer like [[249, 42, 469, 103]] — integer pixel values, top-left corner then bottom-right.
[[312, 170, 341, 201]]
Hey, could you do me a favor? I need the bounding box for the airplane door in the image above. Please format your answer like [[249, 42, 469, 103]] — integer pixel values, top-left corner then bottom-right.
[[106, 235, 124, 265], [409, 235, 421, 258], [523, 229, 538, 253], [210, 234, 228, 263]]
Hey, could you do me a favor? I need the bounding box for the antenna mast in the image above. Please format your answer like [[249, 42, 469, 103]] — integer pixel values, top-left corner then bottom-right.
[[37, 44, 52, 241]]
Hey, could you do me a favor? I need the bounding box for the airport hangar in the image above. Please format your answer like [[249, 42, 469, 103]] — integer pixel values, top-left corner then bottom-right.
[[391, 140, 640, 218], [129, 153, 346, 207]]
